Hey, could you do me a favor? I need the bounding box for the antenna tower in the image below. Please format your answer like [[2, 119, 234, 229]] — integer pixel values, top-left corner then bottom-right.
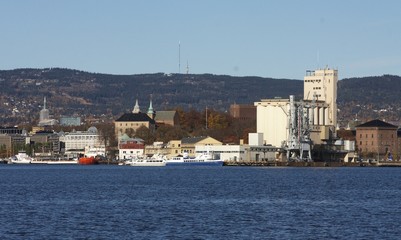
[[178, 41, 181, 74]]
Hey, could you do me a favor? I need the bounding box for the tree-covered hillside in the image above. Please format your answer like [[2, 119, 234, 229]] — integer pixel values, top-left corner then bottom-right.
[[337, 74, 401, 126], [0, 68, 302, 125], [1, 68, 400, 127]]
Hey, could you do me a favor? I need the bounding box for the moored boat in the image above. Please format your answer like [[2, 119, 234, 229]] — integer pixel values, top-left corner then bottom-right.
[[129, 158, 166, 167], [47, 160, 78, 165], [126, 154, 166, 167], [166, 153, 223, 166], [10, 151, 33, 164], [79, 156, 99, 165]]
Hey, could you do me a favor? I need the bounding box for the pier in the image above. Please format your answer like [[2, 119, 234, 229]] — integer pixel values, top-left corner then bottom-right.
[[223, 160, 401, 167]]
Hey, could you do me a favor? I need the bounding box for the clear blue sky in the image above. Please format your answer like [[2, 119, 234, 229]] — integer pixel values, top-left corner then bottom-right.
[[1, 0, 400, 79]]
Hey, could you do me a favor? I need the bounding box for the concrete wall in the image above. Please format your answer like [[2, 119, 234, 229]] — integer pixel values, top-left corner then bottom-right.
[[255, 99, 289, 147], [249, 133, 263, 146]]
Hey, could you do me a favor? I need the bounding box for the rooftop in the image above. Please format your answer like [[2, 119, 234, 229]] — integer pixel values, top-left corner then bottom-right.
[[116, 113, 155, 124], [356, 119, 398, 129]]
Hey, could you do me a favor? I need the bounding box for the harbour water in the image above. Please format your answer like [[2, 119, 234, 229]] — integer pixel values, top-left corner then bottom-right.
[[1, 165, 400, 239]]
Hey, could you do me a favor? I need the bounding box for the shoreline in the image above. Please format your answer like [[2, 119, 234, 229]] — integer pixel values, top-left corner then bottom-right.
[[223, 161, 401, 167]]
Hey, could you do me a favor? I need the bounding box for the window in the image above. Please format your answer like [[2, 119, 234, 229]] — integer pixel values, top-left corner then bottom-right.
[[372, 134, 373, 138]]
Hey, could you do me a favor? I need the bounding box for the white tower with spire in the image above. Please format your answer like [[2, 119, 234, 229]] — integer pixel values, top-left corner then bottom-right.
[[38, 96, 56, 126], [132, 99, 141, 113], [39, 97, 50, 122]]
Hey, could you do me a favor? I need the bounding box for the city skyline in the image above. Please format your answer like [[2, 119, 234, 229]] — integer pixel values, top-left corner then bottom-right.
[[1, 0, 401, 79]]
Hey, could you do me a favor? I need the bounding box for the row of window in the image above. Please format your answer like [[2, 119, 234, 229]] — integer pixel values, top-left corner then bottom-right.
[[122, 151, 142, 154], [305, 79, 321, 83], [359, 134, 394, 138], [65, 136, 99, 140], [360, 141, 391, 146], [313, 87, 322, 90], [119, 123, 146, 127]]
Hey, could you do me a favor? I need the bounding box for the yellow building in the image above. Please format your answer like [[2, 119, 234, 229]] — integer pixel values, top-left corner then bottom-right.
[[114, 99, 156, 138], [180, 136, 222, 157], [167, 140, 182, 156]]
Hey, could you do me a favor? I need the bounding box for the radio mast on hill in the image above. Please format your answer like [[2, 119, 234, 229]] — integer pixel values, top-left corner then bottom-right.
[[178, 41, 181, 74]]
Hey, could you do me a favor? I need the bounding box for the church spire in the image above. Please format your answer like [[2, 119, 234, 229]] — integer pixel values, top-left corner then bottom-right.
[[132, 99, 140, 113], [147, 97, 154, 114], [43, 96, 47, 110], [147, 95, 155, 119]]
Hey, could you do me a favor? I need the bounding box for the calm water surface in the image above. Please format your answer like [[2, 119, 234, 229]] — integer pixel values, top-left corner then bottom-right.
[[0, 165, 400, 239]]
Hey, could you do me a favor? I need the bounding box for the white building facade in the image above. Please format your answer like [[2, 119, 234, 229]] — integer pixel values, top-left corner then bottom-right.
[[59, 126, 104, 158], [195, 145, 246, 162]]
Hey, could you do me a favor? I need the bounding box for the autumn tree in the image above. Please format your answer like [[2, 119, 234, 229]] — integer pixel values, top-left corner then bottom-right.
[[135, 126, 156, 145], [180, 108, 204, 133], [155, 124, 188, 143], [95, 122, 118, 147]]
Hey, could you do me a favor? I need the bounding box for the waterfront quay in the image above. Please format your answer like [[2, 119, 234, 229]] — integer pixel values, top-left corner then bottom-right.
[[224, 160, 401, 167]]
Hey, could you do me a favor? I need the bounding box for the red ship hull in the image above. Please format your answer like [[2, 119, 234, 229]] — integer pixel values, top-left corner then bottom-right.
[[79, 157, 98, 165]]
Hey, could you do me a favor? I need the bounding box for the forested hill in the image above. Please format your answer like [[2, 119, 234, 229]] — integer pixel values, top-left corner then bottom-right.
[[337, 74, 401, 125], [0, 68, 400, 126], [0, 68, 302, 124]]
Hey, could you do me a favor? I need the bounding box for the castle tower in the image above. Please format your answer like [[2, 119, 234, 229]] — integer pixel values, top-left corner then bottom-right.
[[132, 99, 140, 113], [147, 98, 155, 119]]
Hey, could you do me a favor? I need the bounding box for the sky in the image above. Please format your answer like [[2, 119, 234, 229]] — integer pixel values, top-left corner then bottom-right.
[[1, 0, 401, 80]]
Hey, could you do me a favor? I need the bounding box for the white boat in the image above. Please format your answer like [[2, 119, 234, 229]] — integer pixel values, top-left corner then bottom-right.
[[47, 160, 78, 165], [126, 154, 167, 167], [166, 152, 223, 166], [128, 158, 166, 167], [10, 152, 33, 164]]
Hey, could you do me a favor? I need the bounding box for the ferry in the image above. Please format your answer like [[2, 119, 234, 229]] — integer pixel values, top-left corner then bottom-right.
[[166, 152, 223, 166], [128, 158, 166, 167], [10, 151, 33, 164]]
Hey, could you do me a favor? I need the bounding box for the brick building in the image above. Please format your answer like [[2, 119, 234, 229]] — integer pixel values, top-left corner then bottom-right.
[[355, 119, 398, 160], [229, 104, 256, 121]]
